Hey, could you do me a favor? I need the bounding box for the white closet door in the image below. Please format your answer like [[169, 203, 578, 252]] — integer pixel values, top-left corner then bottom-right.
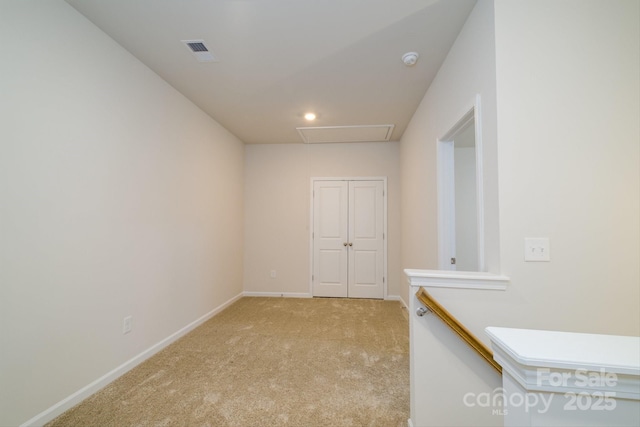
[[312, 180, 385, 299], [348, 180, 384, 299], [312, 181, 348, 297]]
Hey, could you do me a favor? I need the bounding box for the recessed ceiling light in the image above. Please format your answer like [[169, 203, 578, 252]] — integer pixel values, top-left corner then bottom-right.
[[304, 113, 316, 121]]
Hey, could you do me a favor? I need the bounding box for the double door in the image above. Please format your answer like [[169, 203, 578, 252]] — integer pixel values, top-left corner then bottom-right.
[[312, 180, 385, 299]]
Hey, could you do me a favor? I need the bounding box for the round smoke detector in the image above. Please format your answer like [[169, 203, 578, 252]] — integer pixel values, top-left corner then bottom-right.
[[402, 52, 419, 66]]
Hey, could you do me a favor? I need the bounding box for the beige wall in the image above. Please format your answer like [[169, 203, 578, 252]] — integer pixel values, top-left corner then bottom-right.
[[244, 142, 401, 298], [402, 2, 503, 425], [402, 0, 639, 341], [0, 1, 244, 425], [400, 0, 500, 305], [404, 1, 639, 425], [492, 0, 640, 334], [454, 146, 479, 271]]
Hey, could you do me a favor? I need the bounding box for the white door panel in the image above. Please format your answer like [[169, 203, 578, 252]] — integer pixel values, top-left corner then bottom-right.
[[353, 251, 377, 283], [318, 186, 344, 238], [348, 181, 384, 299], [312, 179, 385, 299], [313, 181, 348, 297], [318, 250, 342, 283]]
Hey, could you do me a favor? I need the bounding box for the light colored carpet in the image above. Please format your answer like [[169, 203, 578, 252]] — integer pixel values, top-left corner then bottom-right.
[[48, 297, 409, 426]]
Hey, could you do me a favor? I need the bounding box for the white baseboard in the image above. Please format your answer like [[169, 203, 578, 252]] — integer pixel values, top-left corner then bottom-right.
[[407, 418, 414, 427], [20, 292, 244, 427], [243, 291, 312, 298], [386, 294, 409, 310]]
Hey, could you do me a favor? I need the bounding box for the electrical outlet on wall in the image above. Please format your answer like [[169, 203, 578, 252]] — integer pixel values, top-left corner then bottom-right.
[[524, 238, 551, 262], [123, 315, 133, 334], [270, 270, 277, 279]]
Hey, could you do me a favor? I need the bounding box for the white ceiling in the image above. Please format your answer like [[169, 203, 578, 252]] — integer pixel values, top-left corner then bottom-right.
[[65, 0, 477, 144]]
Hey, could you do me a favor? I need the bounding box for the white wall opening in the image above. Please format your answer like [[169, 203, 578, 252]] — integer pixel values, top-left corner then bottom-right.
[[437, 95, 485, 272]]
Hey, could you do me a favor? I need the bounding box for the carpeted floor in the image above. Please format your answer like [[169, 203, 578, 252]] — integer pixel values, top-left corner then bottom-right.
[[47, 297, 409, 427]]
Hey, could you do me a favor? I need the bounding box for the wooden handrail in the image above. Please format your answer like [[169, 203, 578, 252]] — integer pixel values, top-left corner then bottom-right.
[[415, 287, 502, 374]]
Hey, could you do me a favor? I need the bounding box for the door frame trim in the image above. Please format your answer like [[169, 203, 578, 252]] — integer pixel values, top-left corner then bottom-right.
[[309, 177, 388, 298]]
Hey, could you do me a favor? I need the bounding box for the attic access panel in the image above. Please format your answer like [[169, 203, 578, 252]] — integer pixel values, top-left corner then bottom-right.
[[297, 125, 395, 144]]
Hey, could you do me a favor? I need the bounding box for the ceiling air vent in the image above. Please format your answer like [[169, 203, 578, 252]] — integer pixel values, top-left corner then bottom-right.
[[181, 39, 217, 62], [296, 125, 395, 144]]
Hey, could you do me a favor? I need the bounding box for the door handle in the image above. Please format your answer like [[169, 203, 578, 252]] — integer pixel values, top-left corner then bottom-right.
[[348, 242, 353, 246], [343, 242, 348, 247]]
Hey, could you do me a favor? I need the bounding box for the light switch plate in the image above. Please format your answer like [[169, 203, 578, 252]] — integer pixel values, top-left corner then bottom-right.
[[524, 238, 550, 262]]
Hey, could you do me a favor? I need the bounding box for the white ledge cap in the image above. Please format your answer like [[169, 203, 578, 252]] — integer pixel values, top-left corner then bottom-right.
[[486, 327, 640, 398], [486, 327, 640, 374], [404, 269, 509, 290]]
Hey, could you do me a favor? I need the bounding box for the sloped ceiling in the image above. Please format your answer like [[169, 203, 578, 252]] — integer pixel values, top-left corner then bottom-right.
[[65, 0, 477, 144]]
